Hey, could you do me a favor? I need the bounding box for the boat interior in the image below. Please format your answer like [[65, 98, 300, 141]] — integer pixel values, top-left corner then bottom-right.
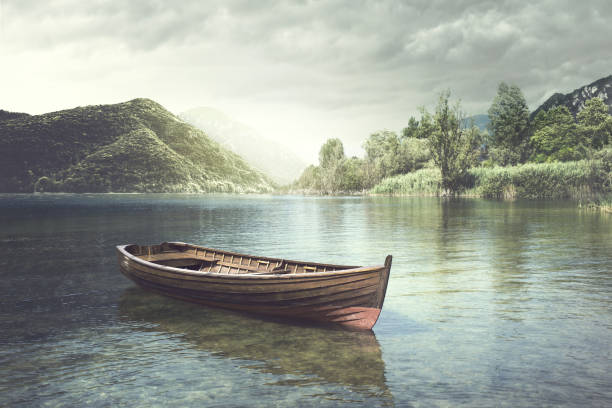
[[125, 242, 357, 275]]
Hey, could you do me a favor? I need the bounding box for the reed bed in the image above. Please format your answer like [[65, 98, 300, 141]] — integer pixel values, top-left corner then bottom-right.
[[370, 168, 441, 195], [581, 194, 612, 213], [371, 159, 611, 199]]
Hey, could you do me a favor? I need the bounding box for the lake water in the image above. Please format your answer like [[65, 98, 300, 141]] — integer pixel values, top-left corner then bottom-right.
[[1, 194, 611, 407]]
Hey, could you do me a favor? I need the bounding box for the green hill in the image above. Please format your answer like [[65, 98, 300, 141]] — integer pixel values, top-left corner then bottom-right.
[[0, 99, 274, 193]]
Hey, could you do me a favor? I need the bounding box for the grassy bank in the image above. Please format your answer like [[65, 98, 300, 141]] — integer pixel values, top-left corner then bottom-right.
[[371, 159, 611, 199], [581, 194, 612, 213], [370, 168, 441, 196]]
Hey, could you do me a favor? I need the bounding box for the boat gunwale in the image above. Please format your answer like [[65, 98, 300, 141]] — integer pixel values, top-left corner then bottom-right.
[[116, 244, 385, 280]]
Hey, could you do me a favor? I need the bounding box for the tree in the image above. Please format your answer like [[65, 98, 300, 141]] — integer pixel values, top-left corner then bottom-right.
[[421, 90, 480, 194], [401, 116, 431, 139], [399, 137, 431, 172], [363, 130, 402, 185], [295, 164, 322, 191], [362, 130, 431, 188], [577, 98, 612, 149], [487, 82, 530, 165], [530, 106, 587, 162], [400, 117, 419, 139], [339, 157, 365, 192], [318, 138, 345, 193], [319, 138, 344, 168]]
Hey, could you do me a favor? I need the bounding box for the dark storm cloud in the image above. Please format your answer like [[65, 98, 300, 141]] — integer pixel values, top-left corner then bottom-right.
[[2, 0, 611, 159]]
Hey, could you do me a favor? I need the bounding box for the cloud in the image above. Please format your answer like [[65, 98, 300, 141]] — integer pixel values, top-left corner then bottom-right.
[[1, 0, 611, 161]]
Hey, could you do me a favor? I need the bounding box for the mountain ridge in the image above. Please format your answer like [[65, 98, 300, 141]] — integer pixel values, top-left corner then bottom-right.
[[531, 74, 612, 119], [465, 114, 490, 132]]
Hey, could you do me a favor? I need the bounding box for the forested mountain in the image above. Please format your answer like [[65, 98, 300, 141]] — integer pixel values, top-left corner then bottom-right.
[[0, 110, 30, 121], [0, 99, 274, 193], [180, 107, 306, 184], [465, 114, 490, 132], [531, 75, 612, 119]]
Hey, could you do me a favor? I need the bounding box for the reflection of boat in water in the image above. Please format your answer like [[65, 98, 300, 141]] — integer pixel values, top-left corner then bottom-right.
[[118, 288, 392, 402], [117, 242, 392, 329]]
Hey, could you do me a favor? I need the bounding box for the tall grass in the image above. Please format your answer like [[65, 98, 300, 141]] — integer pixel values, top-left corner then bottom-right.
[[470, 160, 608, 199], [371, 159, 611, 199], [582, 193, 612, 213], [598, 198, 612, 213], [370, 168, 441, 195]]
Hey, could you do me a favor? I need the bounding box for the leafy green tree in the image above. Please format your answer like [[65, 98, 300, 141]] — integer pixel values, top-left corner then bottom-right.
[[401, 117, 421, 139], [578, 98, 609, 127], [318, 138, 345, 193], [319, 138, 344, 169], [421, 90, 480, 194], [362, 130, 431, 188], [487, 82, 530, 165], [295, 164, 322, 191], [577, 98, 612, 149], [399, 137, 431, 172], [295, 139, 369, 193], [530, 106, 587, 162], [401, 116, 431, 139], [401, 117, 418, 138], [363, 130, 402, 185], [339, 157, 365, 192]]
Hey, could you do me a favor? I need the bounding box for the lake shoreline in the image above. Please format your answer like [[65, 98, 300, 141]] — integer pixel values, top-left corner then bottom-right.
[[1, 190, 608, 204]]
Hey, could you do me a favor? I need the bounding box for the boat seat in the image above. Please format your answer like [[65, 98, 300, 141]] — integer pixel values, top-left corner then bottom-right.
[[143, 252, 218, 263], [242, 260, 289, 275]]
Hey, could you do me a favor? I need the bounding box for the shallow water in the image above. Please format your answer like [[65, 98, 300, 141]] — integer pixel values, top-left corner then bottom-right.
[[1, 194, 611, 407]]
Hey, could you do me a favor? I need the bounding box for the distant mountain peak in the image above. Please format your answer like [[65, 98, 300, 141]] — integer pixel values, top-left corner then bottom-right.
[[464, 114, 490, 132], [124, 98, 170, 111], [180, 107, 306, 185], [531, 74, 612, 119]]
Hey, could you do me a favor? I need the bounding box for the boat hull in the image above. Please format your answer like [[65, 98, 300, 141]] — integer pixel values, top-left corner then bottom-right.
[[117, 242, 392, 330]]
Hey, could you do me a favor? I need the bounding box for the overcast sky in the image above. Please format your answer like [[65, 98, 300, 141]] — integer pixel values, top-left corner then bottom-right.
[[1, 0, 611, 162]]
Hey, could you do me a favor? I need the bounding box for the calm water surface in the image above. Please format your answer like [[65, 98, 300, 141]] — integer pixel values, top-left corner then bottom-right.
[[1, 194, 610, 407]]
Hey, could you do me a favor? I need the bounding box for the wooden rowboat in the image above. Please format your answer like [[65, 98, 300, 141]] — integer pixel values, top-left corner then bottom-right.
[[117, 242, 392, 330]]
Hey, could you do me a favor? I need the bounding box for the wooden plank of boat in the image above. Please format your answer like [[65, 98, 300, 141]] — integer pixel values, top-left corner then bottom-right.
[[116, 241, 392, 330]]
